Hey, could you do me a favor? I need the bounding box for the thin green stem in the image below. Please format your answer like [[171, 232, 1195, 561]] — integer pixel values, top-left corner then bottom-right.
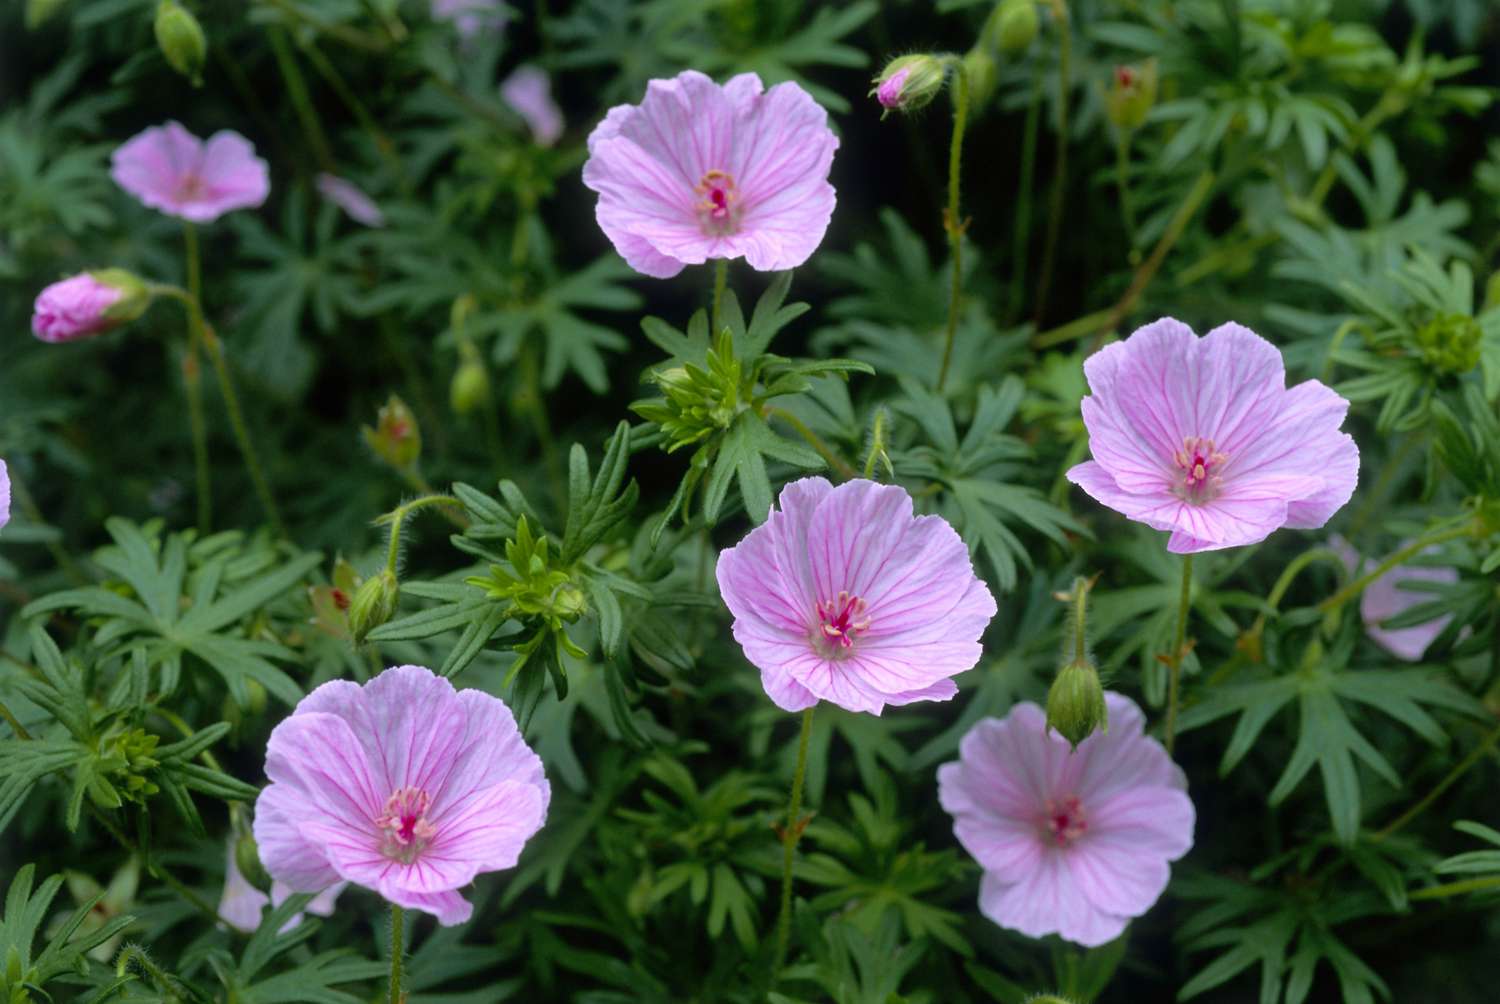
[[1070, 577, 1089, 664], [0, 699, 32, 739], [711, 258, 728, 333], [1115, 131, 1137, 242], [267, 25, 336, 172], [1409, 876, 1500, 901], [258, 0, 392, 52], [1317, 520, 1473, 613], [936, 60, 971, 394], [388, 903, 405, 1003], [774, 705, 816, 978], [181, 225, 212, 533], [1164, 553, 1193, 756], [202, 326, 288, 537], [1033, 0, 1072, 323], [764, 407, 856, 480], [1373, 718, 1500, 841], [1005, 70, 1044, 324], [300, 40, 411, 189], [380, 494, 465, 574]]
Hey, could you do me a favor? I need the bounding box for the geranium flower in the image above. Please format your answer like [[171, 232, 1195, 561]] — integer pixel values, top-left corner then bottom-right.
[[1330, 536, 1458, 661], [217, 831, 343, 934], [715, 477, 996, 715], [316, 173, 385, 228], [254, 665, 549, 926], [0, 459, 10, 534], [502, 66, 564, 147], [582, 70, 838, 279], [110, 121, 269, 222], [31, 271, 148, 343], [938, 692, 1194, 947], [1067, 318, 1359, 553]]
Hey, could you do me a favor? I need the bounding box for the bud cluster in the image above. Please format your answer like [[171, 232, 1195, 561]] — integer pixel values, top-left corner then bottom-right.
[[632, 330, 744, 452], [361, 394, 422, 471], [1414, 311, 1482, 375]]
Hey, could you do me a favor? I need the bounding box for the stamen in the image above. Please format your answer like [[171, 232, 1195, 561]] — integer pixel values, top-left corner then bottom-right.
[[695, 170, 739, 235], [815, 591, 870, 654], [1173, 436, 1227, 503], [1043, 795, 1088, 847], [376, 786, 437, 864]]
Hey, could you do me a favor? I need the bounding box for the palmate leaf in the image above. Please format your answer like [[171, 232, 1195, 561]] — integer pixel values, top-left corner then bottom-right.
[[0, 864, 134, 1000]]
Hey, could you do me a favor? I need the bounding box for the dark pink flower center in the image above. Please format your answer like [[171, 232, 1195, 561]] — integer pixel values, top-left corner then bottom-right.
[[1172, 436, 1227, 503], [1043, 794, 1087, 847], [695, 170, 739, 235], [377, 786, 437, 864], [816, 590, 870, 655], [174, 172, 209, 203]]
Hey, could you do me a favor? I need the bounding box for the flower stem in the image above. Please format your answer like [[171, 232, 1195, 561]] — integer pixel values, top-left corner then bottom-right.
[[266, 24, 336, 173], [1032, 0, 1072, 324], [182, 224, 212, 532], [388, 903, 405, 1004], [0, 698, 32, 740], [935, 59, 971, 394], [764, 407, 855, 480], [380, 494, 465, 573], [1316, 519, 1473, 614], [712, 258, 728, 333], [774, 705, 816, 978], [1373, 718, 1500, 841], [202, 325, 287, 538], [1164, 553, 1193, 755], [1409, 875, 1500, 901]]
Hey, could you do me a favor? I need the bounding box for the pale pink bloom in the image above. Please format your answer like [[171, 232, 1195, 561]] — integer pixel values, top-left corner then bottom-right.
[[501, 66, 564, 147], [1330, 536, 1457, 662], [254, 665, 549, 926], [31, 274, 122, 343], [1067, 318, 1359, 553], [217, 832, 343, 934], [316, 173, 385, 228], [938, 692, 1194, 947], [582, 70, 839, 279], [0, 459, 9, 533], [431, 0, 506, 37], [111, 121, 269, 222], [875, 67, 910, 109], [715, 477, 996, 715]]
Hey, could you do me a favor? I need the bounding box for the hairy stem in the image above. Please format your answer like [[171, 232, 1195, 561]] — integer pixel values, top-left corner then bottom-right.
[[201, 324, 288, 537], [1164, 553, 1193, 755], [773, 705, 816, 978], [1033, 0, 1072, 323], [389, 903, 405, 1003], [381, 494, 465, 573], [936, 58, 971, 393]]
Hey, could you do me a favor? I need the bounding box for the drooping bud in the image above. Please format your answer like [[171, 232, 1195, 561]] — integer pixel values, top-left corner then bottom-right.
[[1046, 576, 1107, 749], [348, 568, 400, 644], [1414, 312, 1482, 375], [1106, 59, 1158, 131], [154, 1, 207, 86], [962, 46, 998, 110], [31, 270, 151, 344], [986, 0, 1039, 54], [361, 395, 422, 471], [234, 831, 271, 893], [450, 354, 491, 416], [871, 54, 947, 115]]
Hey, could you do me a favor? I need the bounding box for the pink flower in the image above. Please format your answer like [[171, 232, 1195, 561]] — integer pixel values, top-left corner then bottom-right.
[[316, 173, 385, 228], [1067, 318, 1359, 553], [715, 477, 996, 715], [31, 274, 122, 343], [0, 459, 9, 533], [501, 66, 564, 147], [431, 0, 506, 37], [875, 67, 910, 109], [254, 665, 549, 926], [582, 70, 839, 279], [217, 831, 343, 934], [111, 121, 269, 222], [1330, 536, 1457, 661], [938, 692, 1194, 947]]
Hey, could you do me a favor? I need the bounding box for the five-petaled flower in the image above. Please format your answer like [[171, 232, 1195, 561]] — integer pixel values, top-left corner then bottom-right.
[[1067, 318, 1359, 553], [938, 692, 1195, 947], [111, 121, 269, 223], [582, 70, 838, 278], [1330, 535, 1458, 662], [716, 477, 997, 715], [254, 664, 549, 926]]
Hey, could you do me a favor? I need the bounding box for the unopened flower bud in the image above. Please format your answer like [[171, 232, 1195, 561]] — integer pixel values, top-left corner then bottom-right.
[[1106, 59, 1158, 131], [871, 54, 946, 115], [986, 0, 1039, 54], [31, 270, 150, 344], [361, 394, 422, 470], [348, 569, 400, 644], [154, 1, 207, 86], [234, 832, 271, 893], [962, 46, 998, 110], [1046, 660, 1107, 749], [1414, 312, 1482, 375], [450, 356, 491, 415]]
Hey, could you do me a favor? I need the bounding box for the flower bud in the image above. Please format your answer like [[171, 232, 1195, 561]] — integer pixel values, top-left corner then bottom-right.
[[450, 356, 491, 416], [1046, 660, 1107, 749], [348, 569, 400, 644], [962, 46, 998, 110], [361, 395, 422, 470], [986, 0, 1039, 54], [1106, 59, 1159, 131], [1414, 312, 1482, 375], [871, 54, 947, 115], [234, 831, 272, 893], [154, 1, 207, 86], [31, 270, 150, 344]]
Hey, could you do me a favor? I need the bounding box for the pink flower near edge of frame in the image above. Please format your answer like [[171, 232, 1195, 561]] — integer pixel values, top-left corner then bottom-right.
[[1329, 535, 1458, 662], [938, 692, 1195, 947], [582, 70, 839, 279], [1066, 318, 1360, 554], [715, 477, 997, 715], [30, 273, 122, 343], [253, 665, 550, 926], [0, 459, 10, 533], [110, 121, 269, 223]]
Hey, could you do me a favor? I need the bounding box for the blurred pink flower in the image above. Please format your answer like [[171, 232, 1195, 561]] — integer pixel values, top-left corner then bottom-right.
[[938, 692, 1194, 947], [316, 173, 385, 228], [31, 274, 122, 343], [110, 121, 269, 222], [501, 66, 564, 147], [0, 459, 9, 533], [254, 664, 549, 926], [1330, 536, 1457, 661], [716, 477, 996, 715], [431, 0, 506, 37], [217, 832, 343, 934], [1067, 318, 1359, 553], [582, 70, 839, 279]]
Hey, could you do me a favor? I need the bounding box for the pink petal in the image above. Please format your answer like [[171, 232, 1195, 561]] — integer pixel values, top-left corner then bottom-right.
[[263, 711, 384, 838], [978, 853, 1127, 948], [197, 130, 271, 215], [385, 888, 473, 926], [434, 689, 550, 815], [253, 783, 342, 892]]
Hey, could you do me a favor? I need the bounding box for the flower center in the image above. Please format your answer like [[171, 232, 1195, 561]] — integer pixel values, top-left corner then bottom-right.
[[695, 170, 739, 235], [1043, 795, 1087, 847], [376, 786, 437, 864], [815, 590, 870, 655], [1172, 436, 1227, 503], [175, 173, 208, 203]]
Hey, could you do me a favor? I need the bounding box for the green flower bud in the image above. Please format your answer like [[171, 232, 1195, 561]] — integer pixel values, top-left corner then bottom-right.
[[234, 832, 271, 893], [348, 569, 400, 644], [89, 268, 152, 324], [361, 394, 422, 471], [154, 1, 207, 86], [987, 0, 1039, 54], [1046, 660, 1108, 749], [872, 54, 947, 115], [1414, 312, 1482, 375], [450, 357, 491, 416], [1105, 59, 1159, 131], [962, 46, 999, 110]]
